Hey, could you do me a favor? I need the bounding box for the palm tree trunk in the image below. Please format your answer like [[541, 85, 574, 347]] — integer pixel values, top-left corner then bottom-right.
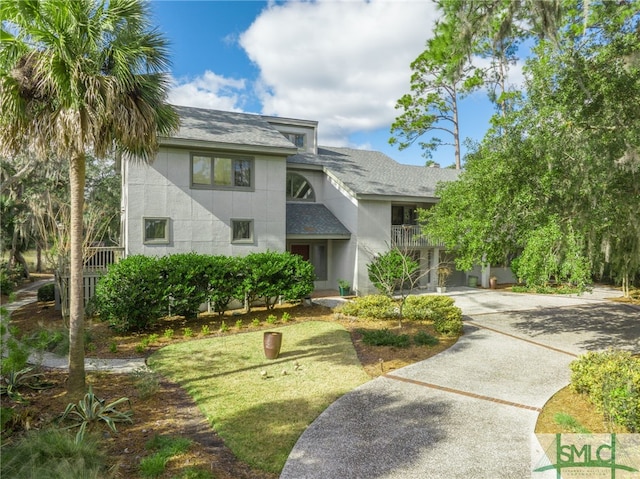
[[68, 154, 86, 396]]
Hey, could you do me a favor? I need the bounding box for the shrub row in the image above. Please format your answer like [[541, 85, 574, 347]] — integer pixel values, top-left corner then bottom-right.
[[338, 294, 463, 337], [570, 350, 640, 432], [94, 252, 315, 333], [359, 328, 440, 348]]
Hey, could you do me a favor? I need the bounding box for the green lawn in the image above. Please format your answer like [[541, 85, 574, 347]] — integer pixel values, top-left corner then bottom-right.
[[148, 321, 370, 473]]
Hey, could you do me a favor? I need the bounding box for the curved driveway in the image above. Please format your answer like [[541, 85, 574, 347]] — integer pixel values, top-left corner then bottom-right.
[[281, 287, 640, 479]]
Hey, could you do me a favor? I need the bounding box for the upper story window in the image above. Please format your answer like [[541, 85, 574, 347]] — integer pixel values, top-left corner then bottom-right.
[[191, 153, 253, 190], [392, 205, 417, 225], [283, 132, 306, 149], [286, 172, 315, 201]]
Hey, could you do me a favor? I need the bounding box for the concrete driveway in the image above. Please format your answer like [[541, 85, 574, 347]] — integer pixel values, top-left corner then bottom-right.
[[281, 287, 640, 479]]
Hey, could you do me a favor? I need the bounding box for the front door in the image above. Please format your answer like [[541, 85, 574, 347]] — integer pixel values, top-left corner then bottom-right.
[[290, 244, 310, 261]]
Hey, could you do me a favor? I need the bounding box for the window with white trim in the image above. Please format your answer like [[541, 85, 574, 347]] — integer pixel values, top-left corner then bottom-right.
[[231, 219, 254, 244], [143, 217, 169, 244], [191, 153, 253, 189]]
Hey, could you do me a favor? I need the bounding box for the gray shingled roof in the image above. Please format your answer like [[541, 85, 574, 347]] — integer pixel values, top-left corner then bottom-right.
[[286, 203, 351, 238], [166, 107, 458, 198], [288, 146, 460, 198], [168, 105, 296, 150]]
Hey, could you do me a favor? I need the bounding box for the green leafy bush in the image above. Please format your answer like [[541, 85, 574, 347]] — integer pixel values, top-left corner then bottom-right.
[[413, 331, 439, 346], [338, 295, 398, 320], [94, 255, 165, 332], [37, 283, 56, 302], [0, 428, 113, 479], [239, 251, 315, 310], [359, 328, 410, 348], [570, 350, 640, 432], [160, 253, 210, 320], [0, 262, 23, 296], [95, 251, 315, 330], [205, 255, 242, 315], [432, 306, 463, 336], [403, 295, 455, 320], [279, 252, 316, 303]]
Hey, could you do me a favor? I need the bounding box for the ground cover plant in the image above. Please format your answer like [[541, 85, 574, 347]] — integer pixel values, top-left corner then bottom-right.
[[1, 428, 114, 479]]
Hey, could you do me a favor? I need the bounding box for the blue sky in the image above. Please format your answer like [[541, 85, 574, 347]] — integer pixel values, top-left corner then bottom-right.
[[150, 1, 514, 167]]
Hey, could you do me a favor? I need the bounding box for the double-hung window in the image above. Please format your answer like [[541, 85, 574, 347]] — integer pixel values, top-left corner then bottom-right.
[[191, 153, 253, 189]]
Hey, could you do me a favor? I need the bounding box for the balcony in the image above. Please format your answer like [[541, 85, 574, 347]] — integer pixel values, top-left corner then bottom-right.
[[391, 225, 444, 248]]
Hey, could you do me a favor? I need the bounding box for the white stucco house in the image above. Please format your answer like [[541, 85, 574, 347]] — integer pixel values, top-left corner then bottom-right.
[[121, 105, 484, 295]]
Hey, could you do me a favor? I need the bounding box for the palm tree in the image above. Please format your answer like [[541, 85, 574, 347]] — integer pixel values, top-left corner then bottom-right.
[[0, 0, 179, 396]]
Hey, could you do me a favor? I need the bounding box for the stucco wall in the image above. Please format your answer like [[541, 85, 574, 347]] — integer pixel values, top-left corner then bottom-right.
[[320, 174, 358, 289], [355, 200, 392, 295], [124, 147, 287, 257]]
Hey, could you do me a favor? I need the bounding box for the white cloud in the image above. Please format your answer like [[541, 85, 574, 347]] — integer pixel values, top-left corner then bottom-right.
[[169, 70, 248, 111], [239, 0, 440, 146]]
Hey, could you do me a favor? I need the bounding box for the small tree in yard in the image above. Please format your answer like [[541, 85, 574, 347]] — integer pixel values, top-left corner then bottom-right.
[[367, 245, 430, 327]]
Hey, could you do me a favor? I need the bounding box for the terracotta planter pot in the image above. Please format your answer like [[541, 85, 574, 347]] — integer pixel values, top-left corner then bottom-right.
[[263, 332, 283, 360], [489, 278, 498, 289]]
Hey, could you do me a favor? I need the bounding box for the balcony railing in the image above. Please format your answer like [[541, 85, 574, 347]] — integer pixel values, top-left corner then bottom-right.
[[391, 225, 444, 248]]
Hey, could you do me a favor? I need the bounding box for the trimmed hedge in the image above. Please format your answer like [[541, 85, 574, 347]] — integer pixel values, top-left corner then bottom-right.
[[94, 251, 315, 332], [338, 295, 398, 320], [338, 294, 463, 337], [403, 295, 455, 320], [570, 350, 640, 432]]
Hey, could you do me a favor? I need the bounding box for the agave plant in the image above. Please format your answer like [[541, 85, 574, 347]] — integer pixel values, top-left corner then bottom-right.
[[60, 386, 133, 443], [0, 366, 52, 403]]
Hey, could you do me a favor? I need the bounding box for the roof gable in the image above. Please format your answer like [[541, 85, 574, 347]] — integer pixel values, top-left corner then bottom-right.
[[288, 146, 460, 199]]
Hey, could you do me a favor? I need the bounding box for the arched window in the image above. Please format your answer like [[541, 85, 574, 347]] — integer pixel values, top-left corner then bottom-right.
[[286, 172, 315, 201]]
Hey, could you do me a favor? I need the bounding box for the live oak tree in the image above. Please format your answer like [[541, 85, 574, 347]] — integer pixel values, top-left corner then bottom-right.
[[0, 0, 179, 395], [423, 2, 640, 295]]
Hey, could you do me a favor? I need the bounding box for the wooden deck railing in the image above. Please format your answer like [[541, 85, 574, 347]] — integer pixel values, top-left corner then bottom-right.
[[55, 246, 125, 315]]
